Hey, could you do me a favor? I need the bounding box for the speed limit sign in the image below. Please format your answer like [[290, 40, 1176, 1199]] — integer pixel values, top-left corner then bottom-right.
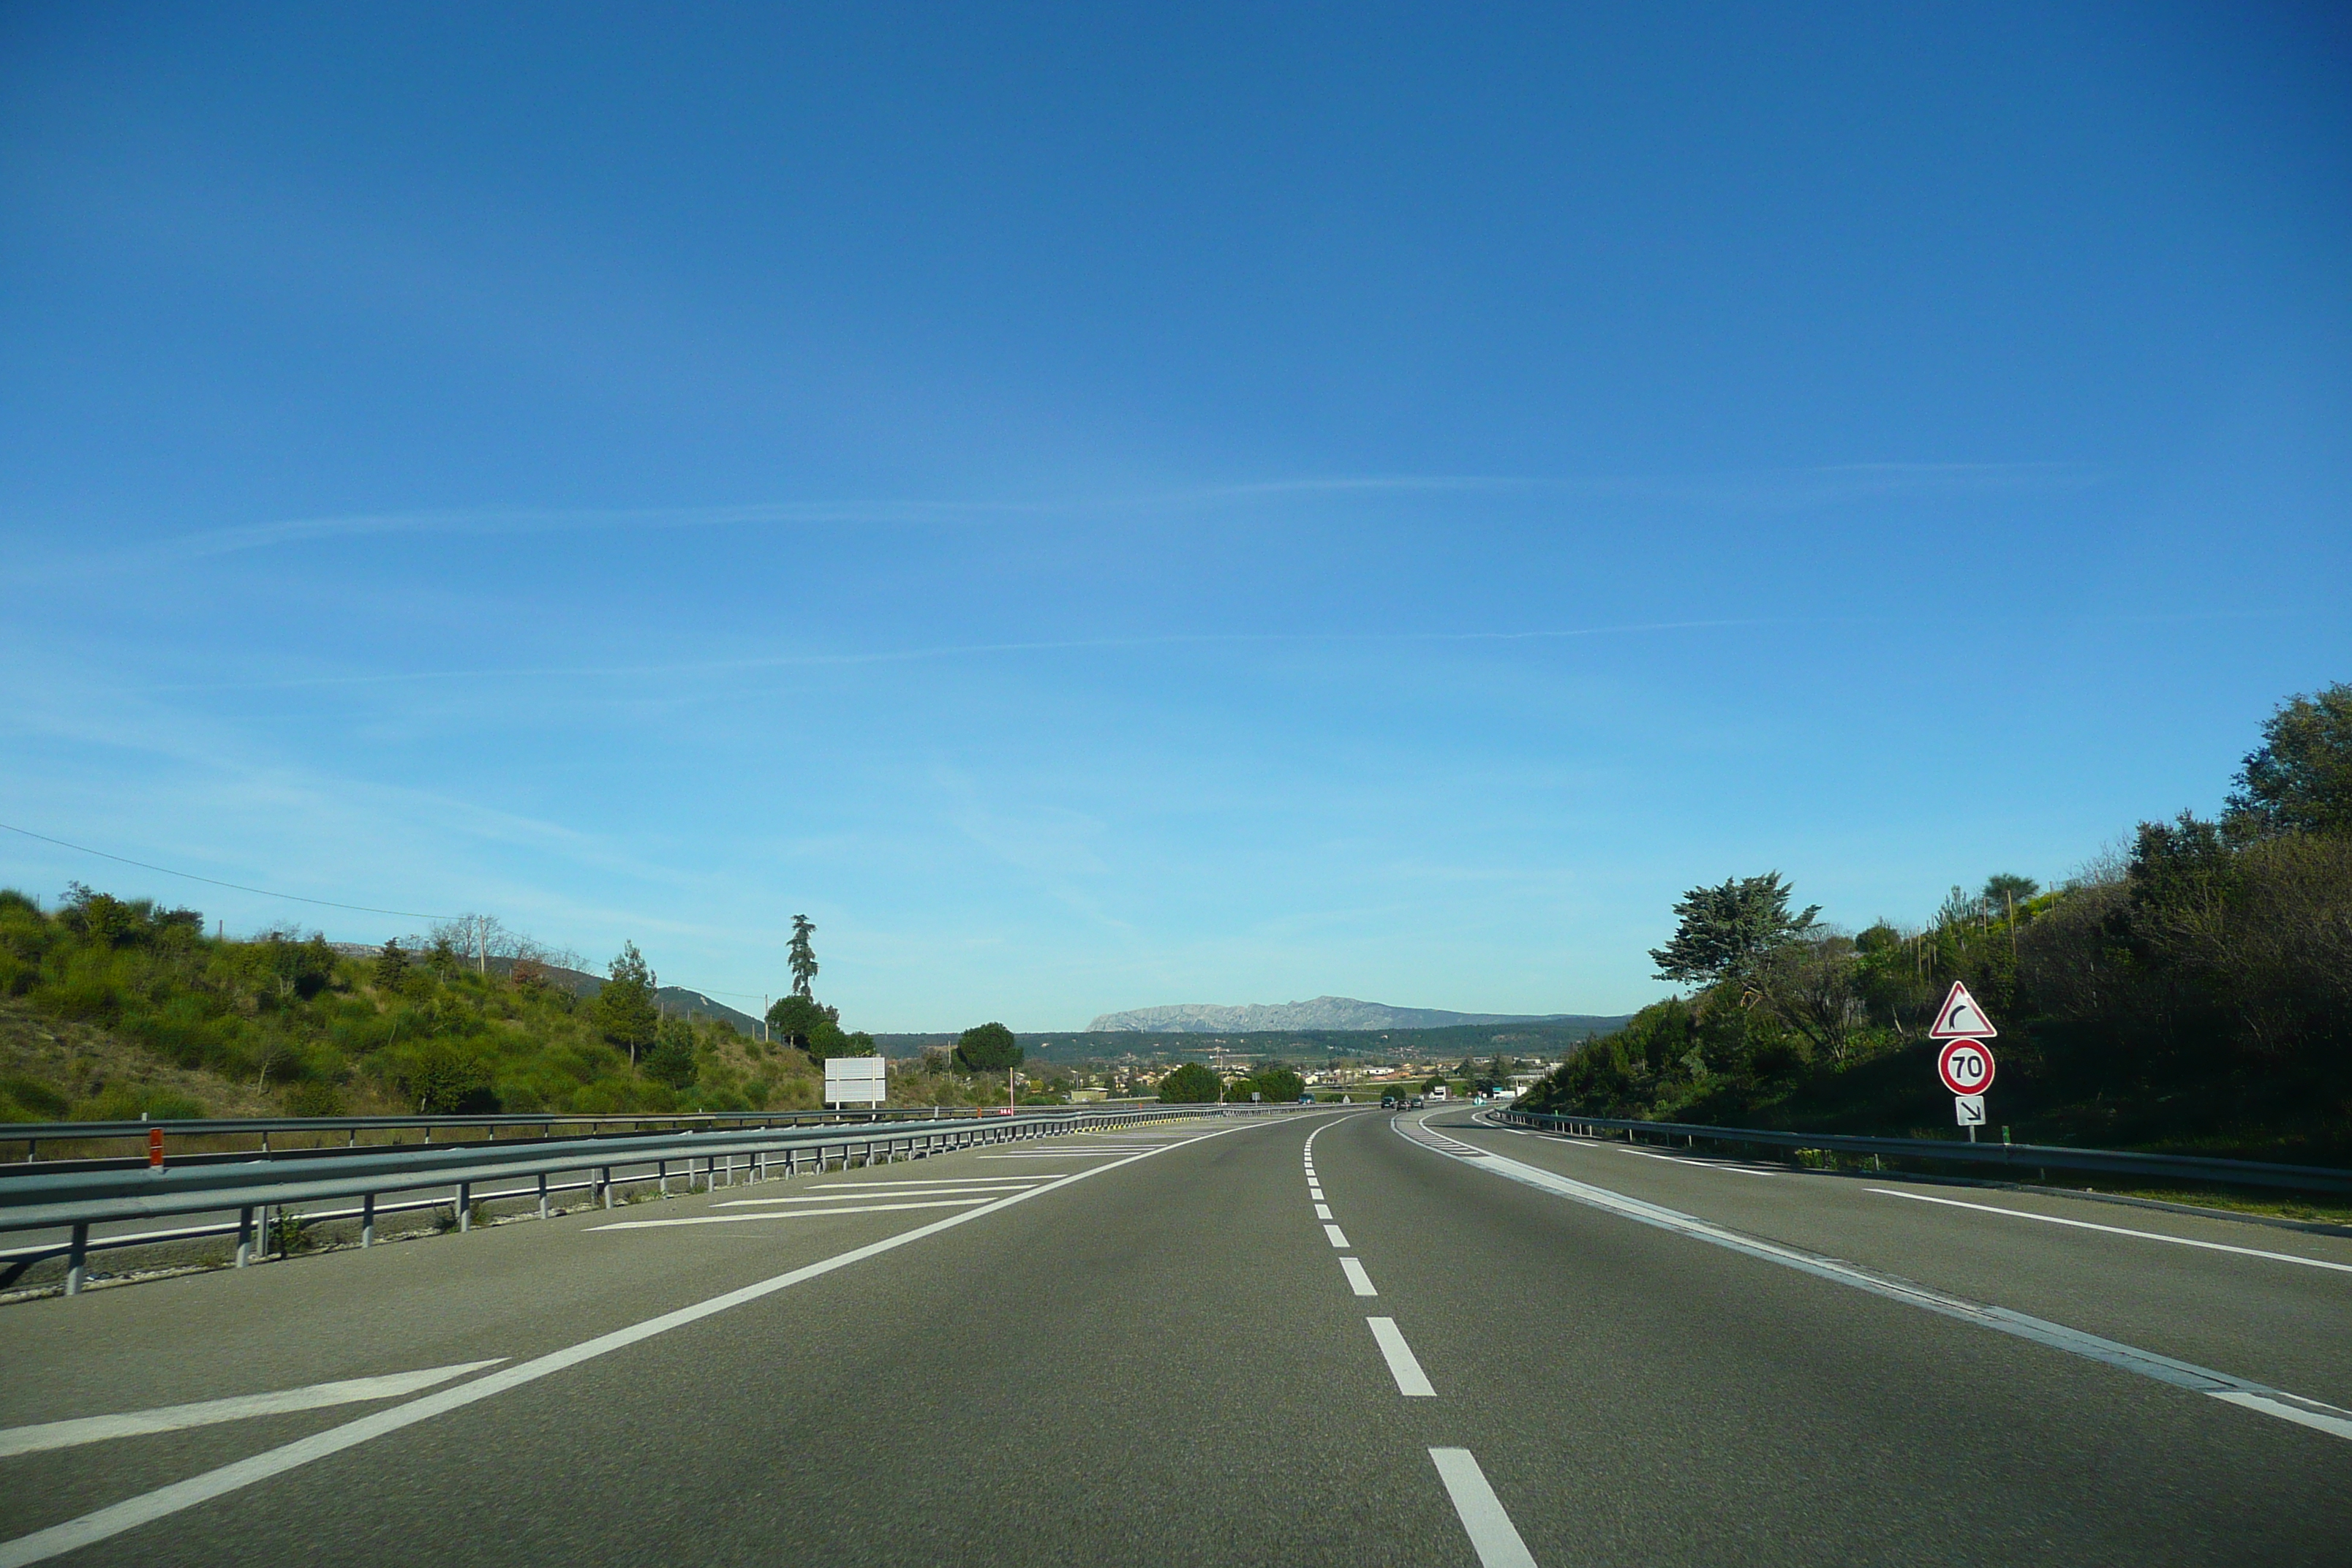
[[1937, 1038, 1996, 1096]]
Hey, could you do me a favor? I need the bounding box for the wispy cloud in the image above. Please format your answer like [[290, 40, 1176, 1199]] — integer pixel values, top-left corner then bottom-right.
[[6, 461, 2098, 581], [133, 618, 1791, 695]]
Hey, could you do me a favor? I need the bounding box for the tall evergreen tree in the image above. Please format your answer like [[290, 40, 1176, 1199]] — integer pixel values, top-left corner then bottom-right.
[[1648, 872, 1820, 987], [595, 941, 660, 1066], [788, 914, 819, 998]]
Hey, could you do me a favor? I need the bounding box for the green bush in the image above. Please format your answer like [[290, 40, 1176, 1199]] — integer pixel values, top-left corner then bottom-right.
[[283, 1081, 348, 1117], [1157, 1063, 1221, 1103]]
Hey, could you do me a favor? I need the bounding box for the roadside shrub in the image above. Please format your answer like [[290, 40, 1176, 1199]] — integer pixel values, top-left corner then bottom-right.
[[283, 1081, 348, 1117], [76, 1085, 204, 1121]]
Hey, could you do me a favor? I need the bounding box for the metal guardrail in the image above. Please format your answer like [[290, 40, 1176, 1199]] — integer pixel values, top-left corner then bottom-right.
[[2, 1103, 1311, 1297], [0, 1102, 1172, 1164], [1491, 1109, 2352, 1195]]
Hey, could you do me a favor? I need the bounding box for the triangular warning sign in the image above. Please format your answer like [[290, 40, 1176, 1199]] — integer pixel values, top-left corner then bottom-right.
[[1929, 980, 1997, 1039]]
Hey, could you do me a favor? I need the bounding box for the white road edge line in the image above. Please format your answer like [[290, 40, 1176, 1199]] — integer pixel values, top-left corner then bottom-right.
[[593, 1199, 996, 1228], [1869, 1188, 2352, 1275], [1367, 1316, 1436, 1396], [1393, 1113, 2352, 1446], [764, 1177, 1057, 1190], [0, 1362, 508, 1460], [0, 1118, 1276, 1568], [713, 1188, 1028, 1207], [1340, 1257, 1378, 1297], [1430, 1448, 1539, 1568], [1618, 1147, 1780, 1176]]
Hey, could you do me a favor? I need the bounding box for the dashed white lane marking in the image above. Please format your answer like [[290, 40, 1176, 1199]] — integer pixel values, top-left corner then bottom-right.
[[1430, 1449, 1539, 1568], [0, 1363, 507, 1459], [1323, 1223, 1352, 1248], [0, 1120, 1280, 1568], [1314, 1203, 1335, 1220], [1872, 1188, 2352, 1275], [1340, 1257, 1378, 1297], [717, 1188, 1028, 1207], [592, 1199, 994, 1229], [1367, 1317, 1436, 1396], [1396, 1116, 2352, 1446], [1308, 1186, 1325, 1199]]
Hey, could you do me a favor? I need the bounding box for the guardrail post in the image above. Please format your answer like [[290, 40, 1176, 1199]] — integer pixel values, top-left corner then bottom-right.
[[361, 1194, 376, 1247], [235, 1206, 255, 1267], [64, 1223, 88, 1296], [659, 1159, 670, 1196], [538, 1172, 550, 1218], [600, 1167, 613, 1209], [457, 1181, 472, 1232]]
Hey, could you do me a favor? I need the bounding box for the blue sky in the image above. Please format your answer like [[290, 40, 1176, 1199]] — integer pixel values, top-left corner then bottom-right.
[[3, 3, 2347, 1030]]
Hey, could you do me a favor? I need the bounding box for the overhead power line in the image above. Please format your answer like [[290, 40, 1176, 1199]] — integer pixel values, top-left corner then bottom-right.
[[0, 821, 457, 921]]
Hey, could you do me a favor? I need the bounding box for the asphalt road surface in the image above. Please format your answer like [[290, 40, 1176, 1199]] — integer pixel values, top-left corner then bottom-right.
[[4, 1105, 2348, 1566]]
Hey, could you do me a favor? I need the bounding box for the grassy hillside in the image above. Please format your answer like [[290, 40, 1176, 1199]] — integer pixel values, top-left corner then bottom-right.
[[0, 889, 852, 1119], [0, 997, 279, 1122]]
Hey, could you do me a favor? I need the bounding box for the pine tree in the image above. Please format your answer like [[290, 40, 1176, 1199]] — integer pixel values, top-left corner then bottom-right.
[[788, 914, 819, 998]]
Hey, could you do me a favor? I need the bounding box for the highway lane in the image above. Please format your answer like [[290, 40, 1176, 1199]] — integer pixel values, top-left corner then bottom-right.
[[1322, 1107, 2352, 1564], [1439, 1108, 2352, 1413], [3, 1104, 2348, 1565]]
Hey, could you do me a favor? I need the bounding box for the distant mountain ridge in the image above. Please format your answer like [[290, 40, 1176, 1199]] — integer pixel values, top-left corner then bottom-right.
[[1086, 996, 1578, 1033]]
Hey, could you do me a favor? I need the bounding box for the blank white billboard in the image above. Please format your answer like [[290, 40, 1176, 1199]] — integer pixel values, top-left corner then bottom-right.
[[824, 1055, 887, 1106]]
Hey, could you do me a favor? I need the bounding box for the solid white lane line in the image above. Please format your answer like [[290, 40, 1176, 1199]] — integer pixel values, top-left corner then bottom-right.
[[0, 1363, 507, 1460], [715, 1188, 1028, 1207], [1313, 1203, 1335, 1220], [2212, 1392, 2352, 1441], [1340, 1257, 1378, 1297], [1395, 1116, 2352, 1446], [0, 1120, 1273, 1568], [974, 1153, 1139, 1159], [1430, 1449, 1539, 1568], [1367, 1317, 1436, 1397], [1870, 1188, 2352, 1275], [1618, 1147, 1779, 1176], [592, 1199, 994, 1229], [1323, 1224, 1352, 1248]]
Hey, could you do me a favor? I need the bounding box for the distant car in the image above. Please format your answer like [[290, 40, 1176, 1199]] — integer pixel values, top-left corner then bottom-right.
[[1298, 1094, 1316, 1104], [1409, 1095, 1425, 1109], [1380, 1096, 1398, 1109]]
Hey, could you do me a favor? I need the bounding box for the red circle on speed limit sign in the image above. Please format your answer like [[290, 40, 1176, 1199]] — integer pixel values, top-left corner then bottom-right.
[[1937, 1038, 1995, 1096]]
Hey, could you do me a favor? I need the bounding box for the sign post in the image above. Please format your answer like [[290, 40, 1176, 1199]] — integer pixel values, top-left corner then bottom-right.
[[1929, 982, 1999, 1142]]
